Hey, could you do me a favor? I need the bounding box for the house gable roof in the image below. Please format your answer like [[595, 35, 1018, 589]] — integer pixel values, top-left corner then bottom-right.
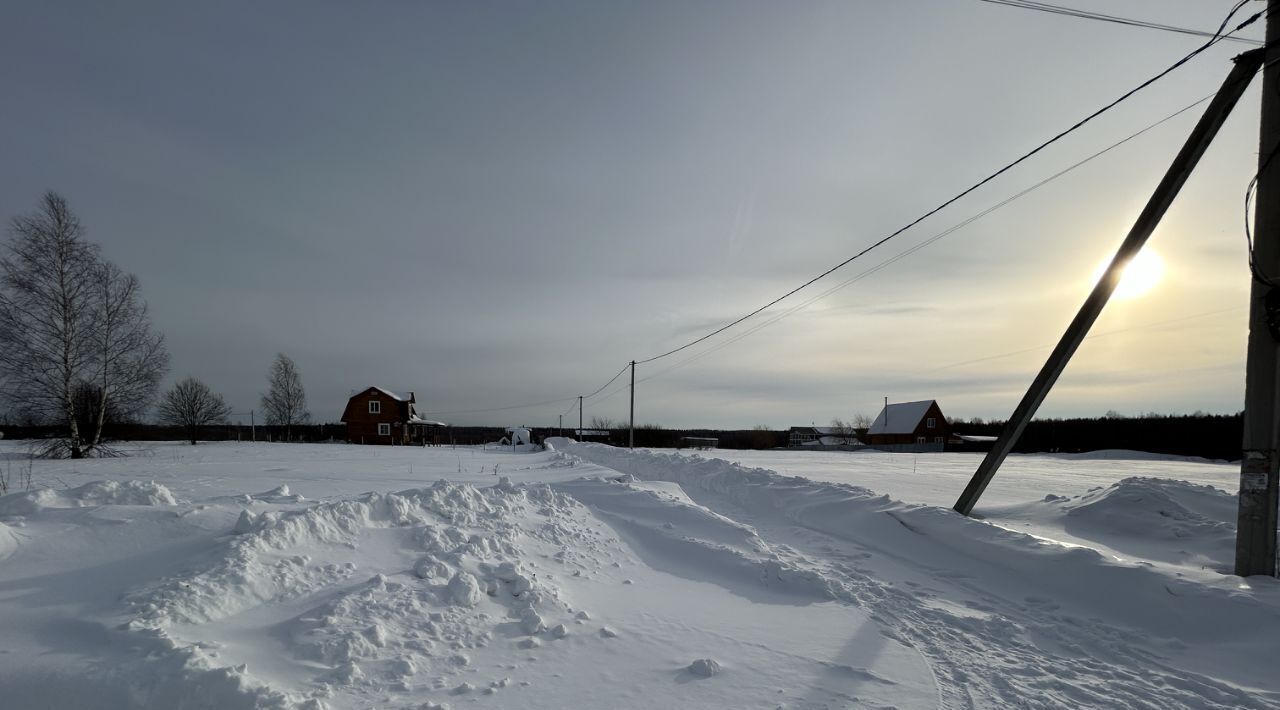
[[350, 386, 414, 403], [341, 387, 416, 423], [867, 400, 940, 435]]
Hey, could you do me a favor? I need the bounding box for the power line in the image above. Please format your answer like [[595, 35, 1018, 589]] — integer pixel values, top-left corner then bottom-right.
[[561, 399, 579, 418], [978, 0, 1263, 46], [633, 1, 1260, 367], [923, 307, 1243, 373], [419, 363, 628, 418], [583, 363, 631, 400], [417, 395, 577, 417], [426, 4, 1263, 424], [626, 89, 1227, 387]]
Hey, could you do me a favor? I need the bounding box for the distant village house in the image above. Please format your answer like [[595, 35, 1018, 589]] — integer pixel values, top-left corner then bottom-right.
[[341, 387, 448, 445], [866, 399, 950, 452]]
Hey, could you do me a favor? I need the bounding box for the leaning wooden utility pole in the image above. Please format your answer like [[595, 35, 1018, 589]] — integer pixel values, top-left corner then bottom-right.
[[954, 47, 1264, 517], [1236, 0, 1280, 578], [629, 361, 636, 449]]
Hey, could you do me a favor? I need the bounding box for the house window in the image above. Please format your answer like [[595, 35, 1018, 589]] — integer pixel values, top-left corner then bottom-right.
[[378, 423, 391, 436], [934, 437, 943, 443], [916, 436, 926, 444], [369, 400, 381, 414], [927, 418, 936, 429]]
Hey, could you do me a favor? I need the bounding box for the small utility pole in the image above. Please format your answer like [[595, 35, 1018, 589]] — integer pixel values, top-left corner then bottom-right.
[[578, 395, 583, 441], [559, 414, 563, 438], [629, 360, 636, 449], [250, 410, 256, 442], [1237, 0, 1280, 578]]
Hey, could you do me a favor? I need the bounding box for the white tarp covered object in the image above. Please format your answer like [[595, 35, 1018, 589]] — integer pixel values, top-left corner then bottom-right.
[[505, 427, 532, 446]]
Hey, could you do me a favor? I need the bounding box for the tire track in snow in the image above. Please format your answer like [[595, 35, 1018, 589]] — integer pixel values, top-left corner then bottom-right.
[[558, 443, 1280, 709]]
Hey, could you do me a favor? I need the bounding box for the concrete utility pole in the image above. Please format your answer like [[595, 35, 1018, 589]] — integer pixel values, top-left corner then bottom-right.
[[629, 361, 636, 449], [1237, 0, 1280, 578], [954, 48, 1263, 517]]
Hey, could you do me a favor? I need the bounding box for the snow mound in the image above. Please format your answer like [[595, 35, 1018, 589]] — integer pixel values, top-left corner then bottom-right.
[[1064, 477, 1234, 539], [127, 478, 602, 705], [1028, 476, 1240, 568], [131, 480, 573, 626], [0, 480, 179, 516], [687, 658, 722, 677]]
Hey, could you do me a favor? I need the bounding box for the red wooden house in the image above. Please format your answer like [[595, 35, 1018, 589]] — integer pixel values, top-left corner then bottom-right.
[[866, 399, 950, 449], [341, 387, 446, 445]]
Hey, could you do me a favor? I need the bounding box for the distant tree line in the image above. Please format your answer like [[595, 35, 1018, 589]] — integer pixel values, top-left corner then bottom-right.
[[953, 412, 1243, 461]]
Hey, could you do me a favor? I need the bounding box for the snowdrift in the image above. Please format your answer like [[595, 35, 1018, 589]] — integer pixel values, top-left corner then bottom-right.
[[554, 476, 839, 604], [1063, 476, 1235, 537], [556, 441, 1280, 708], [0, 479, 179, 516], [122, 477, 629, 708], [994, 476, 1239, 569]]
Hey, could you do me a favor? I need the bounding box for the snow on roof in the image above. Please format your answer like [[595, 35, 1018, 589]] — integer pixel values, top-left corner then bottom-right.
[[790, 426, 853, 436], [817, 435, 860, 446], [955, 434, 997, 442], [408, 415, 448, 427], [867, 400, 937, 435], [351, 386, 413, 402]]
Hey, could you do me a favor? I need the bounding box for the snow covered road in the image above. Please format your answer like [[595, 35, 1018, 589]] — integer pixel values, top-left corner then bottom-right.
[[0, 440, 1276, 709]]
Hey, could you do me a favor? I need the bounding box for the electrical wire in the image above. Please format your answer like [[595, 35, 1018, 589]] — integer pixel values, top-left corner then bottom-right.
[[625, 89, 1227, 388], [632, 1, 1260, 367], [583, 363, 631, 400], [922, 307, 1243, 373], [978, 0, 1263, 46], [427, 2, 1265, 423], [417, 395, 577, 417], [1245, 142, 1280, 286], [420, 363, 629, 419]]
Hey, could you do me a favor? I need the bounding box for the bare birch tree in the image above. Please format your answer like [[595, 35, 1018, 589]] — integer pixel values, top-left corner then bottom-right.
[[83, 260, 168, 451], [261, 353, 310, 441], [158, 377, 231, 445], [0, 193, 99, 457], [0, 192, 168, 457]]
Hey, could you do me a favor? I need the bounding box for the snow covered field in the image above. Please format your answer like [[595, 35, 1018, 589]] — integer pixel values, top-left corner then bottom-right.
[[0, 440, 1276, 709]]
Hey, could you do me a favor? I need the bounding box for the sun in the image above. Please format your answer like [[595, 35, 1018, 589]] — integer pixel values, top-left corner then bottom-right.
[[1093, 248, 1164, 300]]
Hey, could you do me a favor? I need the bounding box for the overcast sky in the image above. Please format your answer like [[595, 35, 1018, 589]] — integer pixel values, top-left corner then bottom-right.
[[0, 1, 1268, 428]]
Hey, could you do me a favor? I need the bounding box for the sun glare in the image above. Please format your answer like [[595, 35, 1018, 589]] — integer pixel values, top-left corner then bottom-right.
[[1094, 249, 1164, 300]]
